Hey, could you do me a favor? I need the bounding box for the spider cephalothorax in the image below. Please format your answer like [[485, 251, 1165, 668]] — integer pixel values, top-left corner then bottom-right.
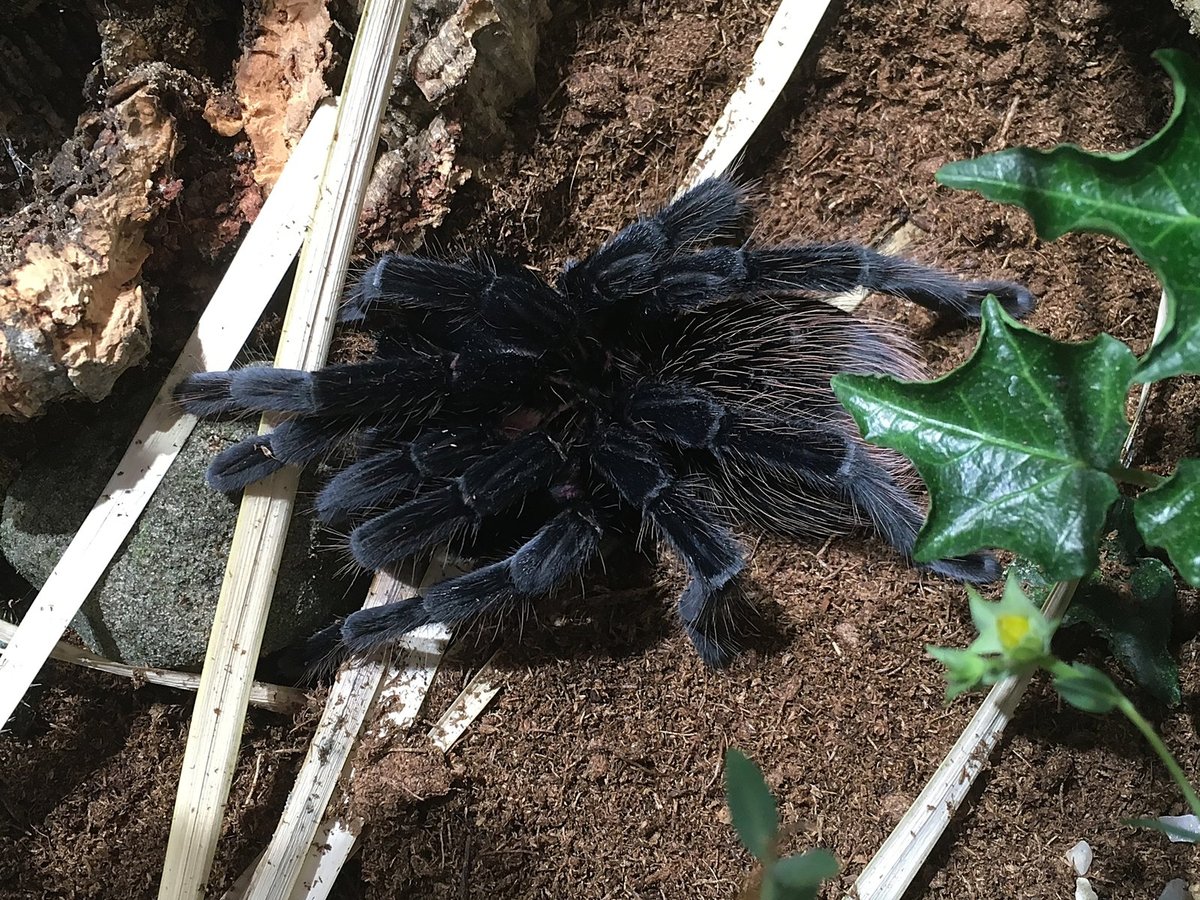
[[176, 178, 1034, 666]]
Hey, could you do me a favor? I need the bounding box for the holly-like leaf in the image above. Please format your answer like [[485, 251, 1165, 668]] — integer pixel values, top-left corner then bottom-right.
[[1135, 458, 1200, 586], [937, 50, 1200, 383], [927, 645, 993, 699], [724, 748, 778, 861], [832, 298, 1135, 579], [1067, 558, 1180, 706]]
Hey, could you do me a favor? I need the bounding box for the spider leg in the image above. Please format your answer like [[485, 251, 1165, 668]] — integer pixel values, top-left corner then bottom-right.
[[624, 381, 844, 478], [175, 348, 540, 417], [315, 426, 491, 523], [646, 245, 1035, 320], [341, 505, 604, 654], [348, 432, 565, 569], [176, 357, 446, 416], [591, 425, 748, 666], [836, 441, 1000, 583], [341, 256, 476, 323], [206, 416, 356, 492], [342, 253, 575, 348], [626, 380, 997, 583], [559, 177, 751, 311]]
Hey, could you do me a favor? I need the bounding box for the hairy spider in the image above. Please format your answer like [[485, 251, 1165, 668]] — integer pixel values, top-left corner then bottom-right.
[[176, 177, 1034, 667]]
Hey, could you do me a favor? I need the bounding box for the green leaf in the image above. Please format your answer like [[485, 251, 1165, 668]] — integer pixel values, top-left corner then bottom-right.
[[927, 645, 992, 699], [769, 849, 839, 899], [725, 748, 778, 860], [1067, 557, 1180, 705], [1051, 661, 1122, 713], [937, 50, 1200, 383], [832, 298, 1135, 579], [1008, 557, 1054, 606], [1135, 458, 1200, 586]]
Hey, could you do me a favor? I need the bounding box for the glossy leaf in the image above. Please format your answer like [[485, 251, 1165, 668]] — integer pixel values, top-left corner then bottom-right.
[[833, 298, 1135, 579], [1068, 557, 1180, 706], [938, 50, 1200, 383], [725, 748, 778, 861], [1135, 458, 1200, 587]]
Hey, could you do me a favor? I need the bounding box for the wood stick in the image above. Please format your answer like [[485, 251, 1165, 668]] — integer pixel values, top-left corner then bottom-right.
[[682, 0, 832, 190], [157, 1, 417, 895], [0, 620, 305, 713]]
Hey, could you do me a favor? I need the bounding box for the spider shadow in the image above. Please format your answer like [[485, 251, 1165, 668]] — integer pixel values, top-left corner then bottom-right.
[[433, 542, 795, 672], [458, 545, 675, 667]]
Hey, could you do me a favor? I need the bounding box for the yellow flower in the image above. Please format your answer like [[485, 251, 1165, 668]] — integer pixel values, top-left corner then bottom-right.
[[996, 614, 1032, 651]]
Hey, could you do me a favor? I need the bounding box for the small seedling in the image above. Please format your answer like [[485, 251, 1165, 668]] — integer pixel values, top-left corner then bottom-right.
[[724, 748, 838, 899], [926, 574, 1200, 838]]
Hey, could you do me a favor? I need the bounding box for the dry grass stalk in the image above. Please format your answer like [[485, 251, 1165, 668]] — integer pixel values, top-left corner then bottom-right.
[[0, 101, 336, 734], [428, 653, 503, 752], [157, 1, 418, 895], [228, 562, 455, 899], [240, 572, 450, 899], [682, 0, 832, 191], [0, 620, 304, 713], [223, 818, 364, 900], [283, 817, 363, 900]]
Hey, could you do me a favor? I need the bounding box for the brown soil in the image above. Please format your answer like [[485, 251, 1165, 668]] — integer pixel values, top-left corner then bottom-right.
[[3, 0, 1200, 898]]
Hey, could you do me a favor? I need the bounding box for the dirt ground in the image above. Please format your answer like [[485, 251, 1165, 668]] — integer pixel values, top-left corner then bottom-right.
[[3, 0, 1200, 897]]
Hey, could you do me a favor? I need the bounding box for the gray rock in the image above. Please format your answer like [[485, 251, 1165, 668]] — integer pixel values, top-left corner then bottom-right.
[[0, 390, 356, 669]]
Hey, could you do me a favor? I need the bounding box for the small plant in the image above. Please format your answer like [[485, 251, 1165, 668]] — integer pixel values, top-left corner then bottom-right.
[[724, 748, 838, 899], [927, 574, 1200, 837], [831, 49, 1200, 836]]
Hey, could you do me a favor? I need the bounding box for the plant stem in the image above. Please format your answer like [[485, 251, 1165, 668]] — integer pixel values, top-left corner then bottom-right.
[[1110, 464, 1167, 489], [1113, 693, 1200, 819]]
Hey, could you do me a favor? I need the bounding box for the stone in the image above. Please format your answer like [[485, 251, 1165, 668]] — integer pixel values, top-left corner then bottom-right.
[[0, 384, 356, 669]]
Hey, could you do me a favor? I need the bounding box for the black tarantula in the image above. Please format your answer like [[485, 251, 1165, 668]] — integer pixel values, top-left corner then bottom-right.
[[176, 177, 1034, 667]]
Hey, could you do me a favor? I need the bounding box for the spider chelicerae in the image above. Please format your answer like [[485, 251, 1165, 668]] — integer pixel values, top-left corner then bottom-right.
[[176, 177, 1034, 667]]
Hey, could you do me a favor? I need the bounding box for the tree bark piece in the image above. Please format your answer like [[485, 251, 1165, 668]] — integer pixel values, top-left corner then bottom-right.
[[0, 87, 177, 420], [227, 0, 334, 190]]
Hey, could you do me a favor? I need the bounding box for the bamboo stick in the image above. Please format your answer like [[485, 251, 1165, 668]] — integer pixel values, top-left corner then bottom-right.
[[157, 2, 417, 896], [0, 620, 305, 713], [427, 654, 502, 752], [242, 572, 450, 900], [682, 0, 832, 191]]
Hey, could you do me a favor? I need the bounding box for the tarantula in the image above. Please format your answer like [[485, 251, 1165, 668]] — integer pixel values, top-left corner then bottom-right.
[[176, 177, 1034, 667]]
